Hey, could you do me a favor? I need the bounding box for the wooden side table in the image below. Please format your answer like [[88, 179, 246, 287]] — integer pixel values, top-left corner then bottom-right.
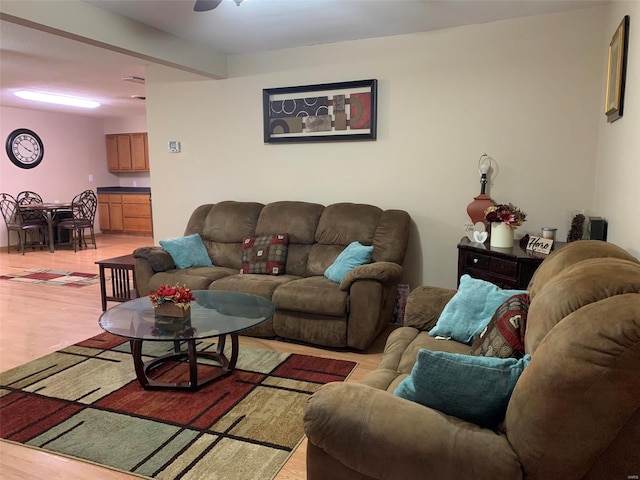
[[95, 254, 138, 311], [457, 237, 565, 290]]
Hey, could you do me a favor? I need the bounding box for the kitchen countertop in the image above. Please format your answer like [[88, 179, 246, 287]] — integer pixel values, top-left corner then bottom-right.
[[96, 186, 151, 194]]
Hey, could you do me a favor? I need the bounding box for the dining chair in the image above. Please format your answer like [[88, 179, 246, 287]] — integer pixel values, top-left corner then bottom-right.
[[0, 192, 48, 254], [16, 190, 48, 225], [56, 189, 98, 252]]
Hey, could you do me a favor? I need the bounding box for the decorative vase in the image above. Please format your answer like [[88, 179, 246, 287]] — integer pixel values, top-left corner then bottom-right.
[[490, 222, 515, 248], [466, 194, 495, 226]]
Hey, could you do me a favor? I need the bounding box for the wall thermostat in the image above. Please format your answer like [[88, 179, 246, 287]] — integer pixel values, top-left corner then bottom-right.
[[168, 140, 181, 153]]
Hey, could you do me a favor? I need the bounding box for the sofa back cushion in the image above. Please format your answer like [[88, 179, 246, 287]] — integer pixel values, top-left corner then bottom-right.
[[197, 201, 263, 270], [525, 258, 640, 355], [307, 203, 410, 276], [255, 201, 324, 277], [527, 240, 638, 299]]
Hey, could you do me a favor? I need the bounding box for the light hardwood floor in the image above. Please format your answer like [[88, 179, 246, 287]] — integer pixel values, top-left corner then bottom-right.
[[0, 234, 392, 480]]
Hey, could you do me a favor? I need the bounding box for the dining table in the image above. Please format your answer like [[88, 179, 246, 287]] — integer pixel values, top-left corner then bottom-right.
[[19, 202, 72, 253]]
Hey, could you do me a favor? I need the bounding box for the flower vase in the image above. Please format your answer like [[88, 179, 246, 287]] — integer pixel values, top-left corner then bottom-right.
[[490, 222, 515, 248]]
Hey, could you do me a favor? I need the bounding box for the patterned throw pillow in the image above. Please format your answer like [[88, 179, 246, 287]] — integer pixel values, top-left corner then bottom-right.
[[242, 234, 289, 275], [470, 293, 530, 358]]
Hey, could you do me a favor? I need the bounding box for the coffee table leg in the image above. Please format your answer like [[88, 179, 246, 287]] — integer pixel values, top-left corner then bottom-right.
[[130, 340, 149, 388], [229, 333, 239, 370], [187, 340, 198, 390]]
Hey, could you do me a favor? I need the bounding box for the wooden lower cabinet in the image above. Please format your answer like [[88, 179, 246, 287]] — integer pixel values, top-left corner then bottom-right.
[[123, 194, 152, 232], [98, 193, 151, 233]]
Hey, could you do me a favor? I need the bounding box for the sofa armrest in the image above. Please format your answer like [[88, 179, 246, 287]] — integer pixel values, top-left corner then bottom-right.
[[133, 247, 176, 297], [339, 261, 403, 291], [404, 286, 456, 331], [304, 382, 522, 480]]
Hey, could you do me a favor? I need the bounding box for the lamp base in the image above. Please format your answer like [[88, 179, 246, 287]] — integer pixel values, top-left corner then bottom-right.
[[467, 194, 495, 225]]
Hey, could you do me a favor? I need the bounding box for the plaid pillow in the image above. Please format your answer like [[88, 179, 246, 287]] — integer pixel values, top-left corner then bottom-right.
[[470, 293, 530, 358], [242, 234, 289, 275]]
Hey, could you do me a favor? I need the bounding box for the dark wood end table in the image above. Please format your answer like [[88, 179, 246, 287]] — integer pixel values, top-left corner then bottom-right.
[[457, 237, 566, 289], [95, 254, 138, 311]]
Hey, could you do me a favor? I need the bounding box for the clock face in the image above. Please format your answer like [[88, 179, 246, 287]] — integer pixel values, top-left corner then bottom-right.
[[5, 128, 44, 169]]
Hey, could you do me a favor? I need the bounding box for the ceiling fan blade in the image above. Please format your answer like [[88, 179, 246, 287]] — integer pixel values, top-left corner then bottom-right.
[[194, 0, 223, 12]]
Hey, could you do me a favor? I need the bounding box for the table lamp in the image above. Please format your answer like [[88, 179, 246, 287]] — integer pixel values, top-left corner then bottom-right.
[[466, 153, 496, 225]]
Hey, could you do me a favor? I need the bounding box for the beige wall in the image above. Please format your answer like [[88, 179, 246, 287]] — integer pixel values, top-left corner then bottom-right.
[[594, 1, 640, 258], [146, 7, 607, 289]]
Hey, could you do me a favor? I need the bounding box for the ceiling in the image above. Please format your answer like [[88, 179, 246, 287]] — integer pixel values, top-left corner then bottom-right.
[[0, 0, 604, 119]]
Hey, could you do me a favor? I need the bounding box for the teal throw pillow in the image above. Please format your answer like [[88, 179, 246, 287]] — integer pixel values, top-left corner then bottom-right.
[[393, 349, 531, 428], [429, 275, 526, 344], [324, 241, 374, 283], [159, 234, 213, 269]]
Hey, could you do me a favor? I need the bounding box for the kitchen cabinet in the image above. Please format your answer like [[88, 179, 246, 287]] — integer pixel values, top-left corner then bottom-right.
[[122, 194, 152, 233], [98, 193, 151, 233], [106, 132, 149, 172]]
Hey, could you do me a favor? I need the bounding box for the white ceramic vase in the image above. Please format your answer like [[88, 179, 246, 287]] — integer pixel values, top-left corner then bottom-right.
[[490, 222, 515, 248]]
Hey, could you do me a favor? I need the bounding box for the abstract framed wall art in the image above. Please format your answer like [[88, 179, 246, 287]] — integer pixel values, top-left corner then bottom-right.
[[605, 15, 629, 123], [263, 79, 377, 143]]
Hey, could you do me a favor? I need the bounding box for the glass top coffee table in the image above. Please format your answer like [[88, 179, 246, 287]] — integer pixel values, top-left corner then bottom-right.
[[99, 290, 274, 391]]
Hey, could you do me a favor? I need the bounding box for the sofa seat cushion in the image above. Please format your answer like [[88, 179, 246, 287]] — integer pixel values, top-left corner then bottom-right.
[[272, 276, 348, 317], [209, 273, 301, 299], [361, 327, 471, 393], [148, 266, 237, 292]]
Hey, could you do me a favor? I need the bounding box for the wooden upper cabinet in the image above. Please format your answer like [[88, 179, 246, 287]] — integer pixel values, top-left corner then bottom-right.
[[130, 133, 149, 171], [106, 132, 149, 173], [106, 135, 119, 171], [116, 135, 132, 171]]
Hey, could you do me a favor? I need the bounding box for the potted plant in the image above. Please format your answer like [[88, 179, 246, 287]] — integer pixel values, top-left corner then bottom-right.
[[484, 203, 527, 248]]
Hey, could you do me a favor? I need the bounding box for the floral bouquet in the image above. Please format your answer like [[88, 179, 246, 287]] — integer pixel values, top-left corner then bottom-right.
[[484, 203, 527, 228], [149, 284, 195, 310]]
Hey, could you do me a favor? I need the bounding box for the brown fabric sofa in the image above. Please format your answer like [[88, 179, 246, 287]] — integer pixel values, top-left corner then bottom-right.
[[304, 240, 640, 479], [133, 200, 410, 350]]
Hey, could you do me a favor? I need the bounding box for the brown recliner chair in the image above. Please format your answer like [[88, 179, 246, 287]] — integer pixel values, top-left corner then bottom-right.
[[304, 240, 640, 480]]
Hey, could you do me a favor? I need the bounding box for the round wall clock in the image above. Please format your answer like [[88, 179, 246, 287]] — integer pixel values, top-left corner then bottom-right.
[[5, 128, 44, 169]]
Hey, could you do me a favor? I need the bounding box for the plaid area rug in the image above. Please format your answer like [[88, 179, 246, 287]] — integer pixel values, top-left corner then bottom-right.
[[0, 333, 357, 480], [0, 269, 101, 287]]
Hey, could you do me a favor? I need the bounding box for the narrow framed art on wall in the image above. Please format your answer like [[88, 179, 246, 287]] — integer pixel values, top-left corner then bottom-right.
[[605, 15, 630, 123], [263, 79, 377, 143]]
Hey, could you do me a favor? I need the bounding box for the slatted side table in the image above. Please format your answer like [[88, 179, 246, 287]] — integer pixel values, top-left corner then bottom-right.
[[96, 254, 138, 311]]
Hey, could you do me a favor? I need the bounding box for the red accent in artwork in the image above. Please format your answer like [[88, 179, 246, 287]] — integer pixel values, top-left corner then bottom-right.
[[349, 92, 371, 129]]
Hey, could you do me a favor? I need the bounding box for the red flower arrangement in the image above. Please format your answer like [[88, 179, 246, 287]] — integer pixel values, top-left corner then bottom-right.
[[485, 203, 527, 228], [149, 284, 195, 310]]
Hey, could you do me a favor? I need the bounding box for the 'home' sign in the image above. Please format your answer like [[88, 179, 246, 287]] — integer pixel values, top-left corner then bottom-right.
[[527, 236, 554, 255]]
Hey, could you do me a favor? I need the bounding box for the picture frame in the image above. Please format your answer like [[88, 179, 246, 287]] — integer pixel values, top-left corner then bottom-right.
[[605, 15, 630, 123], [263, 79, 377, 143]]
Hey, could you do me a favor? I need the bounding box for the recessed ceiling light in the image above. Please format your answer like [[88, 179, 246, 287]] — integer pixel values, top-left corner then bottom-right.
[[14, 90, 100, 109]]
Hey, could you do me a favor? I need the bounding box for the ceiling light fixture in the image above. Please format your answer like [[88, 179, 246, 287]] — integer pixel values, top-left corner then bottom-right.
[[130, 95, 146, 100], [121, 76, 146, 84], [14, 90, 100, 109]]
